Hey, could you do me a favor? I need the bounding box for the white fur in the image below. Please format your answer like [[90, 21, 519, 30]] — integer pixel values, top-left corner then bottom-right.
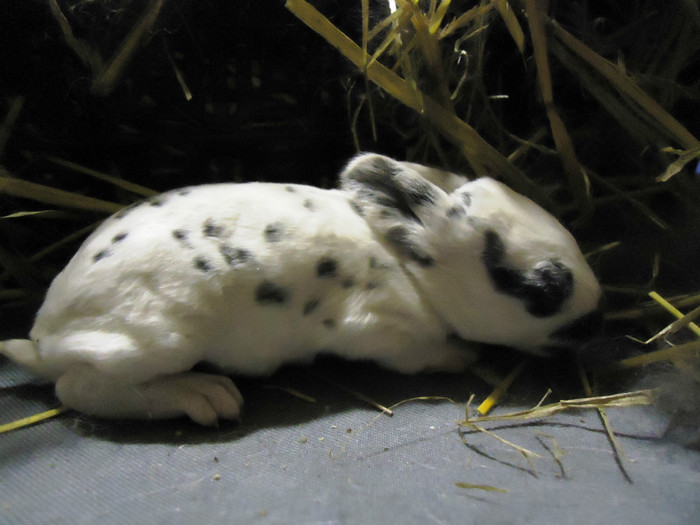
[[0, 153, 601, 425]]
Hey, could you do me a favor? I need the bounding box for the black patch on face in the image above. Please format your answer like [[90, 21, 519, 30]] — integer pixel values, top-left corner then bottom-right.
[[203, 219, 225, 238], [303, 199, 315, 211], [255, 281, 290, 305], [527, 261, 574, 317], [482, 230, 573, 317], [386, 226, 435, 267], [316, 257, 338, 278], [264, 222, 284, 242], [322, 319, 336, 329], [303, 299, 320, 316], [112, 232, 128, 243], [549, 310, 603, 343], [93, 249, 111, 263], [220, 244, 251, 268]]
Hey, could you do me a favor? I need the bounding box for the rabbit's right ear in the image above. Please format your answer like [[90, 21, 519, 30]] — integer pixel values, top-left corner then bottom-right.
[[340, 153, 449, 267]]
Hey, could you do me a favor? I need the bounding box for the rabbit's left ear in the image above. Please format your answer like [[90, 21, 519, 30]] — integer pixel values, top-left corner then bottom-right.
[[340, 153, 450, 267]]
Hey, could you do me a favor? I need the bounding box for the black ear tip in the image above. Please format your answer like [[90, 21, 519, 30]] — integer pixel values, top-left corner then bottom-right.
[[343, 153, 395, 178], [340, 155, 403, 195]]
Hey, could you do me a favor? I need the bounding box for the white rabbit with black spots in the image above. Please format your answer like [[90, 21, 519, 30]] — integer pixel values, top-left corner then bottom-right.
[[1, 153, 602, 425]]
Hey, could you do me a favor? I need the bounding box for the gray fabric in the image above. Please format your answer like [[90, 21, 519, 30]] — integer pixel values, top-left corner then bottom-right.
[[1, 357, 699, 525]]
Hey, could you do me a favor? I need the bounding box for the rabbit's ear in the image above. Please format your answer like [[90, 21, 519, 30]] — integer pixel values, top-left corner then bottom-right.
[[340, 153, 450, 267]]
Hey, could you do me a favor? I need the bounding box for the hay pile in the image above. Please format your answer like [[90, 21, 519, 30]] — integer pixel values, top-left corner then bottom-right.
[[0, 1, 698, 441]]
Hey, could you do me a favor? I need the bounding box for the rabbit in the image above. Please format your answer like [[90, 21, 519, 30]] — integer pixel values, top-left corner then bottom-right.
[[0, 153, 602, 425]]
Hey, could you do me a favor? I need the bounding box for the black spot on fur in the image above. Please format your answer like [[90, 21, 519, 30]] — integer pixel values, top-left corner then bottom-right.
[[203, 219, 225, 238], [322, 319, 336, 329], [365, 281, 379, 290], [349, 200, 365, 217], [93, 249, 111, 262], [357, 187, 397, 210], [461, 192, 472, 207], [112, 232, 128, 243], [303, 199, 315, 211], [220, 244, 252, 268], [285, 185, 296, 193], [316, 257, 338, 278], [172, 229, 193, 249], [342, 278, 355, 288], [264, 222, 284, 242], [401, 178, 438, 208], [447, 206, 466, 219], [178, 189, 192, 196], [149, 197, 164, 207], [303, 299, 320, 316], [482, 230, 573, 317], [255, 281, 290, 305], [194, 256, 214, 272], [411, 252, 435, 267], [172, 229, 189, 242], [387, 225, 412, 250], [386, 226, 435, 267]]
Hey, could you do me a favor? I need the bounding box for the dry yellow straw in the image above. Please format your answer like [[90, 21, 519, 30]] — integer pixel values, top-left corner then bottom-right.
[[477, 359, 528, 415], [602, 340, 700, 372], [0, 406, 69, 434], [551, 21, 699, 151], [598, 292, 700, 374], [524, 0, 587, 203], [46, 157, 158, 197], [0, 167, 123, 214], [285, 0, 546, 202], [455, 481, 509, 494], [649, 291, 700, 338]]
